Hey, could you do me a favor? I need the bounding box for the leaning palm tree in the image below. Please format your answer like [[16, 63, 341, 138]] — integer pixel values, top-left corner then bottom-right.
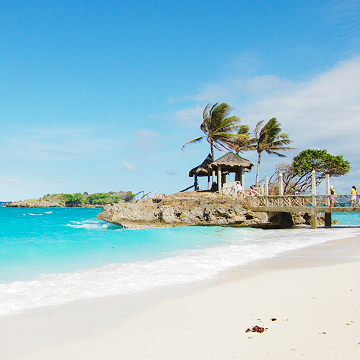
[[228, 125, 257, 154], [254, 117, 294, 187], [182, 102, 242, 161]]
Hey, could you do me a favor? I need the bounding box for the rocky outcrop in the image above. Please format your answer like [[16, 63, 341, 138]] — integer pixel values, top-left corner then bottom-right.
[[97, 192, 295, 229], [2, 198, 65, 207]]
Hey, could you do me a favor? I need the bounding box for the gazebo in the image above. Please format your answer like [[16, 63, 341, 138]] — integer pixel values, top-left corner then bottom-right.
[[209, 152, 254, 194], [189, 152, 254, 192], [188, 154, 213, 190]]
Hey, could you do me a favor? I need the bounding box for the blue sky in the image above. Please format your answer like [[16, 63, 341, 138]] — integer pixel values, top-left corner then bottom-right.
[[1, 0, 360, 200]]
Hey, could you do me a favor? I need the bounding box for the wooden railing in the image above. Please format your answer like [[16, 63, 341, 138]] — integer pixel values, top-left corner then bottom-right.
[[246, 194, 358, 208]]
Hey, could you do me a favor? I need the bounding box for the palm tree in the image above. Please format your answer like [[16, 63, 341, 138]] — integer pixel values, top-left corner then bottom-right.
[[254, 117, 294, 187], [228, 125, 256, 154], [182, 102, 242, 161]]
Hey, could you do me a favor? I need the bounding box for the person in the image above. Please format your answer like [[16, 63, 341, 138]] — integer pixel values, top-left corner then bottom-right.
[[236, 181, 243, 194], [350, 186, 358, 207], [249, 186, 255, 196], [291, 187, 299, 199], [330, 185, 336, 207]]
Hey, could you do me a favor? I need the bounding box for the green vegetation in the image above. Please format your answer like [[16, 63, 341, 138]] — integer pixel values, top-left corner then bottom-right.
[[228, 125, 256, 154], [41, 191, 134, 207], [253, 118, 294, 187], [182, 102, 245, 161], [181, 103, 294, 187], [271, 149, 351, 193]]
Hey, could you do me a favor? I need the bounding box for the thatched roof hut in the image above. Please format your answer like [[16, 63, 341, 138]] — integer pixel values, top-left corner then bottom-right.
[[188, 154, 213, 177], [209, 152, 254, 172], [209, 152, 254, 193], [188, 152, 254, 192]]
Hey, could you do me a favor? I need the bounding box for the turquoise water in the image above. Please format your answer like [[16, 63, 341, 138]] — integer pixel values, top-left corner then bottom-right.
[[0, 206, 358, 316], [333, 212, 360, 226], [0, 207, 228, 282]]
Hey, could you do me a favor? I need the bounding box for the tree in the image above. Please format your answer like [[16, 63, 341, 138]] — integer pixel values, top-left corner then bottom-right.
[[64, 193, 86, 207], [270, 149, 351, 193], [227, 125, 256, 154], [254, 117, 294, 187], [182, 102, 243, 161]]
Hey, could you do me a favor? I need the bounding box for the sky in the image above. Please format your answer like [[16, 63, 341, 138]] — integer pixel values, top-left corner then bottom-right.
[[1, 0, 360, 201]]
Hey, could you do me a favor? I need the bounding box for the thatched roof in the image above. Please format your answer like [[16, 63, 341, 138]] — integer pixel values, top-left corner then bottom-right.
[[209, 152, 254, 172], [189, 154, 213, 177]]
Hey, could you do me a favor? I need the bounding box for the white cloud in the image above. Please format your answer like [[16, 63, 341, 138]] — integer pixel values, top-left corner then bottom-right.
[[242, 56, 360, 156], [181, 56, 360, 189], [175, 105, 203, 127], [123, 161, 136, 171], [185, 56, 360, 157], [0, 177, 20, 185], [166, 169, 177, 175], [55, 178, 65, 182], [1, 125, 118, 160], [135, 129, 161, 155]]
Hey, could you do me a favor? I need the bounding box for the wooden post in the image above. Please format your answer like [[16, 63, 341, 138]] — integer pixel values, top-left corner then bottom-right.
[[279, 173, 283, 206], [325, 174, 331, 227], [208, 175, 211, 190], [265, 175, 269, 207], [311, 210, 317, 229], [312, 170, 317, 207], [218, 165, 222, 194], [279, 174, 284, 195], [325, 174, 330, 206], [240, 167, 245, 190], [311, 170, 317, 229], [325, 212, 331, 227]]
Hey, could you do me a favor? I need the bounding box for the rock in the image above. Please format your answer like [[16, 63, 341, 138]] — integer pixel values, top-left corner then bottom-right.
[[251, 211, 295, 229], [97, 192, 283, 229]]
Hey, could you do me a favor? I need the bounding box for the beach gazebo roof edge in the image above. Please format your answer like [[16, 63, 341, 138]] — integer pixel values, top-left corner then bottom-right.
[[209, 152, 254, 172], [188, 154, 213, 177]]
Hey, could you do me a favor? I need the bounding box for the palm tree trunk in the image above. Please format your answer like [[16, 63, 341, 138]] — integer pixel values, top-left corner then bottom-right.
[[255, 152, 262, 187], [210, 143, 216, 188]]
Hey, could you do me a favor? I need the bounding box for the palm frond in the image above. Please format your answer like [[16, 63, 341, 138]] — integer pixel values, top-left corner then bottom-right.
[[265, 150, 287, 157], [254, 120, 264, 138], [182, 136, 204, 150]]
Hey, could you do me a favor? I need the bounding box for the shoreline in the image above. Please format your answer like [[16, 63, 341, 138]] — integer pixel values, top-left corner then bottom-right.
[[1, 230, 359, 359]]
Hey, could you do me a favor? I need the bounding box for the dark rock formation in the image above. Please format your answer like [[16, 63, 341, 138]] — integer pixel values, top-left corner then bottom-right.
[[251, 212, 295, 229]]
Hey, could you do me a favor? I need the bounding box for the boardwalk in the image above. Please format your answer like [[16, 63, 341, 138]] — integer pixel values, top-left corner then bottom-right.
[[247, 194, 360, 229], [243, 172, 360, 229], [248, 194, 360, 212]]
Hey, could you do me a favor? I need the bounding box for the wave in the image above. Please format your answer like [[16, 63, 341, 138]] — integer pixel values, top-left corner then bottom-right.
[[0, 227, 357, 317], [66, 220, 112, 230]]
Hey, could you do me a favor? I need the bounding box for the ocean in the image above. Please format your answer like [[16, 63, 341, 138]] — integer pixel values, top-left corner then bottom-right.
[[0, 206, 358, 317]]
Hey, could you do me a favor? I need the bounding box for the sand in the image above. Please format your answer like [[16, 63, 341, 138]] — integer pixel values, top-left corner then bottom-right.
[[1, 231, 360, 360]]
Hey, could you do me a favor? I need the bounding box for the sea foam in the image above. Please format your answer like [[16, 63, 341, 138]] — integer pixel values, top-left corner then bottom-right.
[[0, 226, 357, 317]]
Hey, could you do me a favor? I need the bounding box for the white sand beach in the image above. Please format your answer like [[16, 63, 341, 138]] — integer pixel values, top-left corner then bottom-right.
[[1, 232, 360, 360]]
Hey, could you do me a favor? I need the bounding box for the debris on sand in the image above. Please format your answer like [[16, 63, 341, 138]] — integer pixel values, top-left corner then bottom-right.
[[245, 325, 268, 333]]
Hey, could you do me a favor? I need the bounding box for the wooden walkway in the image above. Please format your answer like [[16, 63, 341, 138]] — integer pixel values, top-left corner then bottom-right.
[[246, 194, 360, 228], [237, 172, 359, 229]]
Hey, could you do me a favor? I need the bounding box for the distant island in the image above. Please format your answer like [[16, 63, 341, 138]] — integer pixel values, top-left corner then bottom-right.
[[2, 191, 134, 208]]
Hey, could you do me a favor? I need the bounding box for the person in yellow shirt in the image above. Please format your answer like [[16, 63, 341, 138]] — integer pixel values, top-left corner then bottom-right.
[[351, 186, 358, 207], [330, 185, 336, 207]]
